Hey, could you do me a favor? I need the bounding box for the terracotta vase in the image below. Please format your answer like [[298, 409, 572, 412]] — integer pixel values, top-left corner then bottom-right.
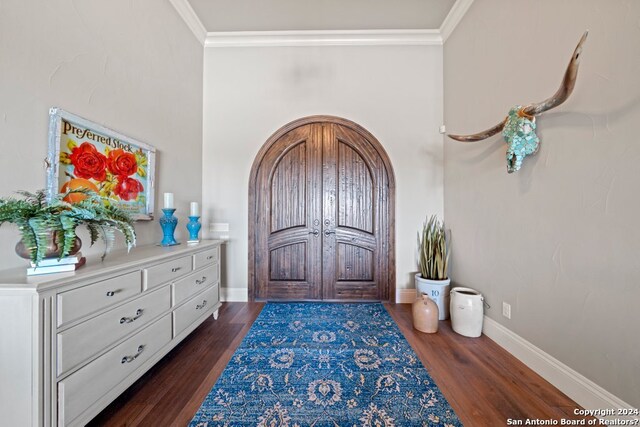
[[412, 293, 439, 333], [15, 231, 82, 260]]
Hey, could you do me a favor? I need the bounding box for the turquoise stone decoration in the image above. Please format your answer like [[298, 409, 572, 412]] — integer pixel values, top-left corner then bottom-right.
[[502, 106, 540, 173], [186, 216, 201, 242], [159, 208, 178, 246]]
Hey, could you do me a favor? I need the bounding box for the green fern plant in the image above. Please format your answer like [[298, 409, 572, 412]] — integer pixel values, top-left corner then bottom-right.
[[0, 189, 136, 266], [417, 215, 450, 280]]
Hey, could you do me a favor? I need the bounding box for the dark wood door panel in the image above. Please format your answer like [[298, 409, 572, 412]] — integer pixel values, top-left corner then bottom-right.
[[269, 243, 307, 281], [324, 123, 383, 300], [265, 282, 315, 300], [331, 282, 380, 301], [250, 116, 395, 302], [336, 244, 374, 281], [334, 228, 377, 248], [254, 124, 323, 300], [337, 140, 374, 234], [270, 142, 307, 233]]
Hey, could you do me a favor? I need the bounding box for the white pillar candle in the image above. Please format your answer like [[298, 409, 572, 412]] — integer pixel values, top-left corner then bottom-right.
[[190, 202, 199, 216], [163, 192, 174, 209]]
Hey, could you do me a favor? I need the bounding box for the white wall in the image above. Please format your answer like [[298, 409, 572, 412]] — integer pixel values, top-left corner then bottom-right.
[[203, 44, 444, 296], [0, 0, 203, 271], [444, 0, 640, 406]]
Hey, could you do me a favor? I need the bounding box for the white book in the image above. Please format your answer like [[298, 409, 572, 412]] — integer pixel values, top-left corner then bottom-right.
[[27, 257, 86, 276], [29, 252, 83, 268]]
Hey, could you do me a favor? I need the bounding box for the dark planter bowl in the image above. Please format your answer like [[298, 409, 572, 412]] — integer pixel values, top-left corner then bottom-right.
[[15, 232, 82, 261]]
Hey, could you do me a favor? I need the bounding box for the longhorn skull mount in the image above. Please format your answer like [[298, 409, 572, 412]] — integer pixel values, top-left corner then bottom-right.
[[448, 31, 589, 173]]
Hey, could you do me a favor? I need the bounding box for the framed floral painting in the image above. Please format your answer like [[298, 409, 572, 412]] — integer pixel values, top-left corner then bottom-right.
[[46, 108, 156, 220]]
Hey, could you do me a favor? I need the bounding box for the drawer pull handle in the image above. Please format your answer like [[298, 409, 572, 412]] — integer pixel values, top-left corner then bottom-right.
[[171, 267, 182, 272], [120, 309, 144, 324], [106, 290, 120, 297], [206, 255, 214, 260], [195, 276, 207, 285], [121, 345, 145, 364], [196, 300, 208, 310]]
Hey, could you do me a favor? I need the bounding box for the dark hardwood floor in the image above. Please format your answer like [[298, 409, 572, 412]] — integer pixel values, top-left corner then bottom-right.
[[89, 302, 590, 426]]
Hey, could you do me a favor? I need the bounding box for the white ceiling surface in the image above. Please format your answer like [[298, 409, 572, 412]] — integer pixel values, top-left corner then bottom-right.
[[187, 0, 457, 32]]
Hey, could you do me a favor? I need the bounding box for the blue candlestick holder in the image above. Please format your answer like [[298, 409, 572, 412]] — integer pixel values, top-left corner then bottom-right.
[[160, 208, 178, 246], [187, 216, 201, 243]]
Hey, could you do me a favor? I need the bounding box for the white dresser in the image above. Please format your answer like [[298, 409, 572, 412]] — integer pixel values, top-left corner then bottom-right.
[[0, 240, 223, 426]]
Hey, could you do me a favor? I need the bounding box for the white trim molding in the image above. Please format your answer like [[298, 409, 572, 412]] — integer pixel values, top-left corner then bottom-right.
[[170, 0, 475, 48], [220, 287, 248, 302], [169, 0, 207, 46], [440, 0, 475, 43], [204, 30, 442, 48], [482, 316, 633, 415]]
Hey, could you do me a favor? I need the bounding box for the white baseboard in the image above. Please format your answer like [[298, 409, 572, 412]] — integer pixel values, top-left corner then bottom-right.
[[482, 316, 633, 415], [396, 289, 417, 304], [220, 287, 248, 302]]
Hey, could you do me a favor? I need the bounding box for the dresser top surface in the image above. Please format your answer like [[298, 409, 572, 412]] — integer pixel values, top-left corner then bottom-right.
[[0, 240, 223, 291]]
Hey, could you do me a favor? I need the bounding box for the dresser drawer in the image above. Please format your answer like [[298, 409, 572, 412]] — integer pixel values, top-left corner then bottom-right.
[[143, 256, 192, 290], [174, 265, 218, 305], [193, 246, 219, 270], [173, 285, 218, 338], [57, 271, 141, 327], [58, 314, 171, 425], [57, 286, 171, 377]]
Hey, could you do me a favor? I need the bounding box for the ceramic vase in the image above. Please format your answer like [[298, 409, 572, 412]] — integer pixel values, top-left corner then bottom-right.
[[186, 216, 201, 243], [412, 293, 439, 333], [160, 208, 178, 246], [450, 287, 484, 338], [415, 274, 451, 320]]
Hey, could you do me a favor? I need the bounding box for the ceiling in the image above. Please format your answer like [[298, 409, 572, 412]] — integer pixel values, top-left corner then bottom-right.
[[187, 0, 457, 32]]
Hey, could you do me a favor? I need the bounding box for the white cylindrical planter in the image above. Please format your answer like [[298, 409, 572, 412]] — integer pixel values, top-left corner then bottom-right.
[[414, 274, 450, 320], [450, 287, 484, 337]]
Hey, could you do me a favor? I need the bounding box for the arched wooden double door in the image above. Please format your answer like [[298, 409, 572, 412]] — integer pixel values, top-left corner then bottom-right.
[[249, 116, 395, 301]]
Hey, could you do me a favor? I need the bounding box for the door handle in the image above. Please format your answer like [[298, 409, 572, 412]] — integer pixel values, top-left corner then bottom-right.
[[309, 229, 319, 237], [324, 230, 336, 236]]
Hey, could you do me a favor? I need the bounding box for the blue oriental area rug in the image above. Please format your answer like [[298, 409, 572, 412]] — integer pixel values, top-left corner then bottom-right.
[[189, 303, 462, 426]]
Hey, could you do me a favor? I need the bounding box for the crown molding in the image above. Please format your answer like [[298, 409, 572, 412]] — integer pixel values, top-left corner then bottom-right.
[[170, 0, 474, 48], [204, 29, 442, 48], [440, 0, 474, 43], [169, 0, 207, 46]]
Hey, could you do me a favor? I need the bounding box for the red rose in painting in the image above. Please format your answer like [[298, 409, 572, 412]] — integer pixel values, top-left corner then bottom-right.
[[114, 176, 144, 201], [69, 142, 107, 181], [107, 149, 138, 177]]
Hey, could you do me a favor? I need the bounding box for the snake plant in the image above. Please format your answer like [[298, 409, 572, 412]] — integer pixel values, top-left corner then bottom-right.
[[417, 215, 450, 280], [0, 189, 136, 266]]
